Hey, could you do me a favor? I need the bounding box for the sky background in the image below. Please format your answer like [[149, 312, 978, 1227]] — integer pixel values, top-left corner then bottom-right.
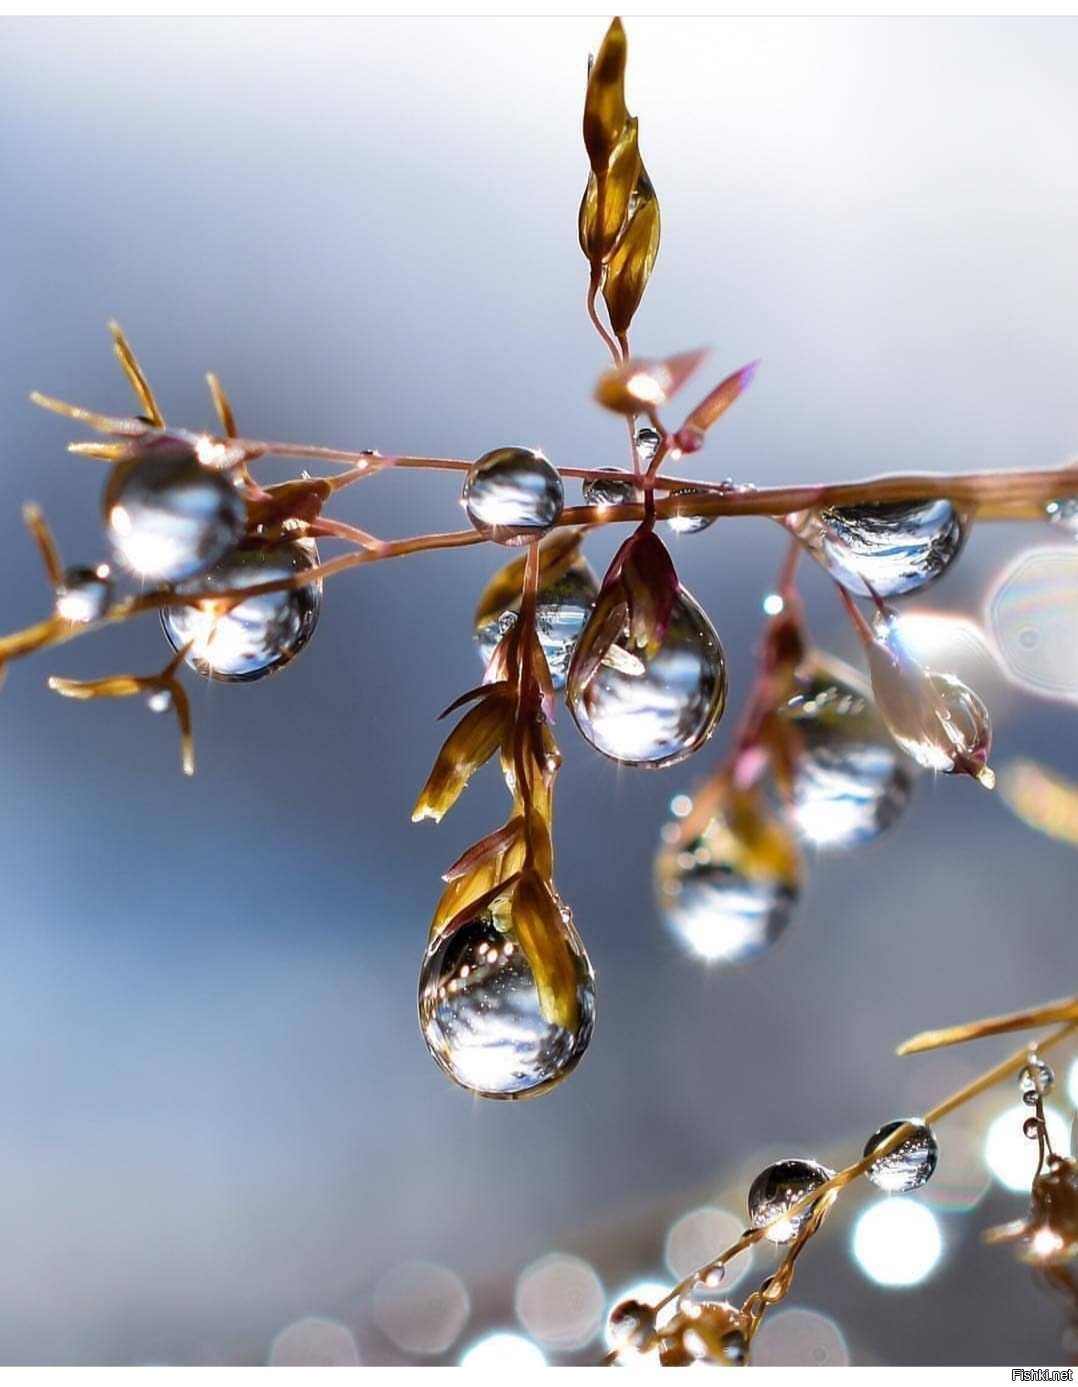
[[0, 16, 1076, 1366]]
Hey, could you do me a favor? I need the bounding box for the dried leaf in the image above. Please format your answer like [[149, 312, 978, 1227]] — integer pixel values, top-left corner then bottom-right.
[[109, 321, 164, 428], [602, 190, 661, 336], [412, 689, 512, 823], [683, 361, 760, 435], [511, 871, 580, 1032], [595, 348, 707, 415], [578, 118, 642, 263], [582, 18, 629, 174], [621, 528, 679, 650]]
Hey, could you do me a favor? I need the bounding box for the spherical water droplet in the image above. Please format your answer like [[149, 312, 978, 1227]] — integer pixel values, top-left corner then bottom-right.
[[161, 539, 322, 682], [748, 1159, 834, 1243], [104, 436, 246, 583], [607, 1299, 655, 1351], [582, 469, 638, 508], [664, 489, 716, 536], [418, 906, 595, 1099], [1045, 497, 1078, 537], [475, 557, 598, 690], [655, 815, 798, 964], [634, 426, 662, 468], [568, 588, 726, 768], [54, 565, 112, 624], [463, 447, 564, 546], [145, 688, 173, 714], [863, 1118, 939, 1193], [793, 499, 966, 598], [1020, 1058, 1055, 1106], [1023, 1116, 1042, 1140], [778, 658, 914, 848]]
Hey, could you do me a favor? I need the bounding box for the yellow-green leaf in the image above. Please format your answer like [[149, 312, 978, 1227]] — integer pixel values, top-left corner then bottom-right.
[[582, 18, 629, 174]]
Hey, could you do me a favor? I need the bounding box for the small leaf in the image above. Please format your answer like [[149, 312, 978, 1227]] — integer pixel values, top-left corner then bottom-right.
[[582, 18, 629, 174], [412, 689, 512, 822], [602, 190, 661, 336], [578, 119, 642, 263], [511, 871, 580, 1032], [682, 361, 760, 435], [621, 528, 679, 650], [595, 347, 708, 415]]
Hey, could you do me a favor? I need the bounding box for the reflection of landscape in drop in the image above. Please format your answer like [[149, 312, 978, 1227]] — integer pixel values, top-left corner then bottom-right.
[[794, 499, 965, 599]]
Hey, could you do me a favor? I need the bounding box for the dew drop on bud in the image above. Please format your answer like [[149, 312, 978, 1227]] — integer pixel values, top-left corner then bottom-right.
[[463, 447, 564, 546], [1044, 497, 1078, 537], [568, 589, 726, 768], [664, 488, 716, 536], [655, 793, 799, 964], [104, 436, 246, 583], [634, 426, 663, 468], [54, 565, 112, 624], [791, 499, 966, 598], [418, 905, 595, 1099], [1019, 1058, 1054, 1106], [863, 1118, 939, 1193], [778, 656, 914, 848], [582, 469, 637, 508], [161, 539, 322, 682], [747, 1158, 834, 1244], [475, 557, 598, 690]]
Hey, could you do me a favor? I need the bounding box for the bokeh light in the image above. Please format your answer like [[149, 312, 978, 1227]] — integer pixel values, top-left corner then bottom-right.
[[459, 1331, 547, 1367], [664, 1205, 752, 1290], [371, 1260, 470, 1356], [752, 1308, 850, 1367], [852, 1198, 944, 1287], [918, 1125, 991, 1213], [987, 547, 1078, 702], [984, 1106, 1071, 1191], [515, 1252, 605, 1351], [268, 1317, 360, 1366]]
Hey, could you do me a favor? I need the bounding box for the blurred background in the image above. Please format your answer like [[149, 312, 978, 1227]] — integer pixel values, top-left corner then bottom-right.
[[0, 15, 1077, 1366]]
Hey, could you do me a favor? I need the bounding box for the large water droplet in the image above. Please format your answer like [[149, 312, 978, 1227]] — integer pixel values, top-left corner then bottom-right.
[[863, 1119, 939, 1193], [778, 657, 914, 848], [568, 588, 726, 768], [463, 447, 564, 546], [418, 907, 595, 1099], [748, 1159, 835, 1244], [54, 565, 113, 624], [475, 557, 598, 690], [655, 803, 799, 964], [664, 488, 716, 536], [104, 435, 246, 583], [161, 539, 322, 682], [792, 499, 966, 598]]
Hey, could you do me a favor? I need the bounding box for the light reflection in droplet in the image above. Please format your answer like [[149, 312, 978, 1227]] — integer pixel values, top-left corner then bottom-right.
[[984, 1106, 1071, 1191], [604, 1280, 672, 1357], [664, 1206, 751, 1290], [751, 1308, 850, 1367], [515, 1252, 605, 1351], [269, 1317, 360, 1366], [372, 1261, 470, 1356], [459, 1332, 547, 1368], [852, 1198, 943, 1287], [988, 547, 1078, 702]]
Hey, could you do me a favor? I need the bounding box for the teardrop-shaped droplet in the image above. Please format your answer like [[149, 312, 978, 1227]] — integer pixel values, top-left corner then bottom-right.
[[1019, 1057, 1055, 1106], [777, 656, 914, 848], [463, 447, 564, 546], [747, 1158, 835, 1243], [655, 798, 799, 964], [863, 1118, 939, 1193], [161, 539, 322, 682], [568, 588, 726, 768], [54, 564, 113, 624], [104, 436, 246, 583], [475, 557, 599, 690], [634, 426, 662, 469], [664, 488, 716, 536], [418, 906, 596, 1099], [582, 469, 638, 508], [792, 499, 966, 598], [1045, 497, 1078, 537]]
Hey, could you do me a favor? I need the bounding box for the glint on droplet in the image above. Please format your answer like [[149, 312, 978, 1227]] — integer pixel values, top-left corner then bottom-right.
[[463, 447, 564, 546]]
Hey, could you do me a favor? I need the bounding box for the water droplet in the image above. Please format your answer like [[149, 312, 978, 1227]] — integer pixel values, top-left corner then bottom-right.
[[1023, 1116, 1042, 1140], [664, 489, 716, 536], [1020, 1058, 1055, 1106], [778, 657, 914, 848], [475, 557, 598, 690], [54, 565, 112, 624], [748, 1159, 834, 1243], [793, 499, 966, 598], [145, 688, 173, 714], [863, 1118, 939, 1193], [655, 800, 799, 964], [606, 1300, 654, 1351], [634, 426, 662, 468], [568, 588, 726, 768], [161, 539, 322, 682], [104, 435, 246, 583], [418, 905, 595, 1099], [582, 469, 637, 508], [463, 447, 564, 546], [1045, 497, 1078, 536]]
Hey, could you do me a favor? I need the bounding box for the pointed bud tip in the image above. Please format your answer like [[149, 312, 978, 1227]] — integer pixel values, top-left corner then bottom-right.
[[977, 765, 997, 790]]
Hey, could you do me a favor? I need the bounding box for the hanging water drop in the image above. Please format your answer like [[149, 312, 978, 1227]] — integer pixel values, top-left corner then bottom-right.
[[664, 488, 716, 536], [1044, 497, 1078, 537], [418, 905, 595, 1099], [54, 565, 113, 624], [161, 539, 322, 682], [863, 1118, 939, 1193], [568, 588, 726, 768], [104, 435, 246, 583], [792, 499, 966, 598], [634, 426, 663, 468], [463, 447, 564, 546], [474, 556, 598, 690], [145, 688, 173, 714], [777, 656, 914, 848], [582, 469, 638, 508], [747, 1158, 835, 1244], [655, 791, 800, 964], [1019, 1058, 1054, 1106]]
